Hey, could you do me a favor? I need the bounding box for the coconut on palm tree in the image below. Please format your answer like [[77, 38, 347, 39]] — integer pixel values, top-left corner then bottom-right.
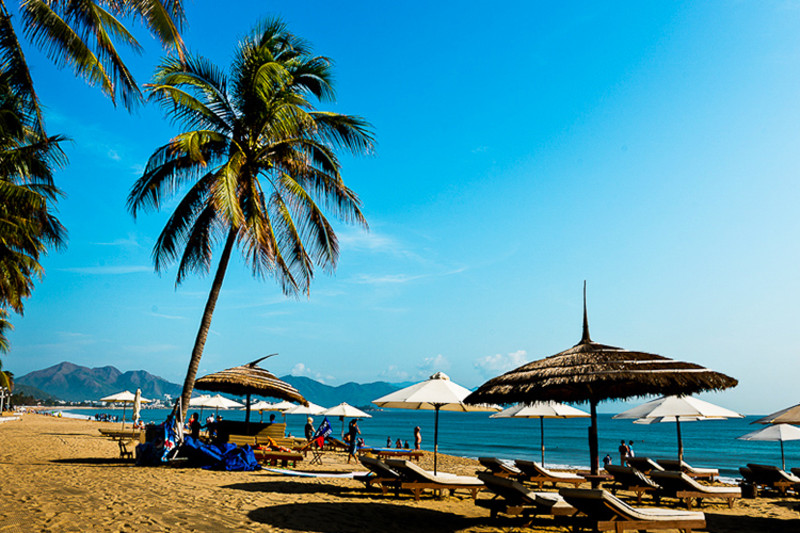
[[128, 17, 374, 418]]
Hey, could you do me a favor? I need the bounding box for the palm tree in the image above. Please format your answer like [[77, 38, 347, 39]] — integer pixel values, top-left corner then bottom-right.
[[128, 18, 374, 419], [1, 0, 185, 128]]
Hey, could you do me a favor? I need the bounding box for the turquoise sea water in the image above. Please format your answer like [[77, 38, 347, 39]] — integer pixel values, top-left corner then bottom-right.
[[66, 408, 794, 482]]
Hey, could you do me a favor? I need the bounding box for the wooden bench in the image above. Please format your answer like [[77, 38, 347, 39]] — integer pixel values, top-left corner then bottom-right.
[[252, 449, 304, 467]]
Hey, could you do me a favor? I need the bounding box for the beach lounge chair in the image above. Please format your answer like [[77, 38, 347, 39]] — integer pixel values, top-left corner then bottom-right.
[[745, 463, 800, 496], [478, 457, 523, 478], [476, 472, 576, 520], [626, 457, 665, 475], [603, 464, 661, 504], [650, 470, 740, 509], [514, 459, 584, 489], [383, 458, 484, 501], [359, 455, 404, 494], [559, 488, 706, 533], [656, 459, 718, 481], [358, 448, 424, 462]]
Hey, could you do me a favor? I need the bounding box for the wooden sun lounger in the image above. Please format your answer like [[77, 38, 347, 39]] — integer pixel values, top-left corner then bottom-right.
[[656, 459, 718, 481], [745, 463, 800, 496], [252, 449, 304, 467], [360, 448, 424, 462], [478, 457, 523, 478], [384, 458, 484, 501], [626, 457, 665, 475], [604, 464, 661, 504], [476, 472, 576, 520], [559, 488, 706, 533], [514, 459, 584, 489], [650, 470, 740, 509], [359, 456, 403, 495]]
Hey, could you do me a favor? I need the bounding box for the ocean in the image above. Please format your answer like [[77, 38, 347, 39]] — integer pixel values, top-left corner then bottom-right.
[[58, 407, 792, 482]]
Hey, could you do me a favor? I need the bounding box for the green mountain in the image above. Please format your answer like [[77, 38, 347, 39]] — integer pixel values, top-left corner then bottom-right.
[[279, 375, 399, 409]]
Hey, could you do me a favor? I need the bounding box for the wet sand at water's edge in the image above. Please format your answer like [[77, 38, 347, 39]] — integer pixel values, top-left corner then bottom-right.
[[1, 414, 798, 532]]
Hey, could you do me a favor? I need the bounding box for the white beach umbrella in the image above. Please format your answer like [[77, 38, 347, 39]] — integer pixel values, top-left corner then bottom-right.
[[373, 371, 499, 474], [285, 401, 327, 415], [491, 401, 589, 466], [323, 402, 372, 438], [738, 424, 800, 470], [100, 390, 152, 429], [202, 394, 244, 417], [270, 400, 299, 411], [244, 400, 275, 422], [753, 403, 800, 425], [613, 395, 743, 461]]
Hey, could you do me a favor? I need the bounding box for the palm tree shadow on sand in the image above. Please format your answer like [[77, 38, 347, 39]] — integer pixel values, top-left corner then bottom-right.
[[248, 502, 483, 533]]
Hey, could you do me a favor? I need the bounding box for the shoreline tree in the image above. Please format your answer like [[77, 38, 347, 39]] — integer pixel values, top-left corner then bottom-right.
[[128, 17, 374, 419]]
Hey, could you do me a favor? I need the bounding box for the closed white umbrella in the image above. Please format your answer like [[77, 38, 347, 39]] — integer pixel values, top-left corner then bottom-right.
[[323, 402, 372, 438], [614, 395, 743, 461], [738, 424, 800, 470], [132, 389, 143, 426], [373, 371, 498, 474], [491, 401, 589, 466]]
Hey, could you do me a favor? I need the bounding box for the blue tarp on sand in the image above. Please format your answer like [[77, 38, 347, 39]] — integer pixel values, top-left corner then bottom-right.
[[181, 435, 261, 471]]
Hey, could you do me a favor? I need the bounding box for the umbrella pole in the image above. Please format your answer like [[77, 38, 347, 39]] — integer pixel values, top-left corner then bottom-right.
[[589, 399, 599, 476], [676, 417, 683, 462], [540, 416, 545, 466], [781, 440, 786, 471], [121, 404, 127, 430], [245, 393, 251, 434], [434, 405, 441, 475]]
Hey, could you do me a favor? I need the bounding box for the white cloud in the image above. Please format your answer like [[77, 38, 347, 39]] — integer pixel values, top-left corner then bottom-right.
[[149, 312, 184, 320], [290, 363, 333, 383], [352, 273, 424, 285], [378, 365, 410, 381], [338, 230, 397, 252], [418, 354, 450, 375], [474, 350, 528, 378], [93, 234, 142, 248], [108, 149, 121, 161]]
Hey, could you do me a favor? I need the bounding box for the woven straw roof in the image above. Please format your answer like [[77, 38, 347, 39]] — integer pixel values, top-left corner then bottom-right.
[[465, 290, 737, 406], [194, 355, 308, 405]]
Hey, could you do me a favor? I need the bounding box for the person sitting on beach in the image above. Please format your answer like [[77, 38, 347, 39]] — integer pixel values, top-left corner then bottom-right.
[[414, 426, 422, 450], [189, 412, 201, 440], [346, 419, 360, 464]]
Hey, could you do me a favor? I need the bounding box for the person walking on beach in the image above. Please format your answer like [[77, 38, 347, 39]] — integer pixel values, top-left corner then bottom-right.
[[618, 440, 629, 465], [414, 426, 422, 450], [627, 440, 635, 460], [304, 417, 314, 441], [346, 419, 360, 464]]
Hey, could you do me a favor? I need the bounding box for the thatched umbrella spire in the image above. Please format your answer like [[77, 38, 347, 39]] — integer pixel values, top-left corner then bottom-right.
[[580, 280, 592, 345], [465, 287, 738, 476]]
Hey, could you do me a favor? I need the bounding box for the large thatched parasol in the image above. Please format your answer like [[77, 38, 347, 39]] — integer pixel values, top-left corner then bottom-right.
[[465, 285, 738, 475], [194, 355, 307, 428]]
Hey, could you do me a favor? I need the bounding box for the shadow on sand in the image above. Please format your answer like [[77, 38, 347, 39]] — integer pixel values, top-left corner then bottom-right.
[[224, 480, 353, 496], [51, 457, 133, 466], [248, 502, 483, 533], [706, 510, 800, 532]]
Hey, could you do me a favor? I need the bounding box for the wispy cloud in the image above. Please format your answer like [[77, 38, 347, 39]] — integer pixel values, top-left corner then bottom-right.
[[351, 267, 467, 286], [122, 343, 178, 354], [418, 354, 450, 375], [290, 362, 334, 383], [59, 265, 152, 275], [149, 312, 185, 320], [92, 233, 142, 248], [474, 350, 528, 378], [379, 365, 410, 381]]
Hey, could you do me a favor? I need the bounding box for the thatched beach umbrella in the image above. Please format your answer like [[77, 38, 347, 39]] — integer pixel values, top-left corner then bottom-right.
[[465, 286, 738, 475], [194, 355, 307, 429]]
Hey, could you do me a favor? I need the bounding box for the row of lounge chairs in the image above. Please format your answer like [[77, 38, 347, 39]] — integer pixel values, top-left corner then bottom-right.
[[358, 454, 709, 531], [479, 456, 740, 510], [739, 463, 800, 496]]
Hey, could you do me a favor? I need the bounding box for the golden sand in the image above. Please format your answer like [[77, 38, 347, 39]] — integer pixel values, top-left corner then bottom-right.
[[0, 414, 798, 532]]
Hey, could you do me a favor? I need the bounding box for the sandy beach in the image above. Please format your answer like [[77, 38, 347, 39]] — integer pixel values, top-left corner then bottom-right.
[[1, 414, 799, 532]]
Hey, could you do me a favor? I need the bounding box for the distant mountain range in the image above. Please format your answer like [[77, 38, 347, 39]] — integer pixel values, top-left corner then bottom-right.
[[16, 362, 401, 408]]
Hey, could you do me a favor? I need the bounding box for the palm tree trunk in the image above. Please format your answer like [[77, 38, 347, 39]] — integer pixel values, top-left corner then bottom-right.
[[176, 228, 237, 421]]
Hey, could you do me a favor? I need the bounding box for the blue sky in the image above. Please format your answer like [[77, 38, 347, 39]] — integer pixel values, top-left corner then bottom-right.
[[8, 1, 800, 413]]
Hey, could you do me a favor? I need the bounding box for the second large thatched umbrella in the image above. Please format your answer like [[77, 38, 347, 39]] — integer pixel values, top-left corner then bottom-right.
[[465, 287, 738, 475], [194, 355, 307, 430]]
